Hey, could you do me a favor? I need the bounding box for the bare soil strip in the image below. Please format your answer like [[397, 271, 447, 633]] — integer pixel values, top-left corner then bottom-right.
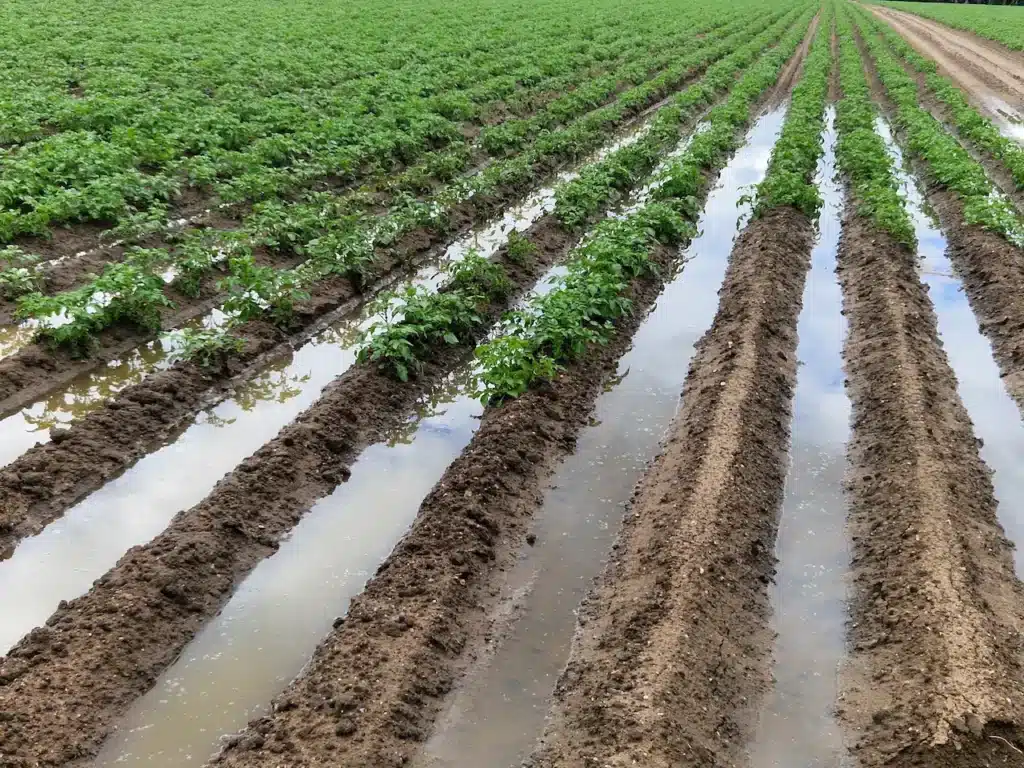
[[0, 217, 575, 767], [870, 5, 1024, 111], [524, 206, 812, 768], [768, 12, 820, 106], [836, 209, 1024, 767], [855, 24, 1024, 414]]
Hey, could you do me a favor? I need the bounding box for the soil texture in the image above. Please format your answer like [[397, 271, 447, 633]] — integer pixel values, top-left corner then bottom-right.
[[525, 207, 813, 768], [0, 216, 580, 767], [836, 207, 1024, 768]]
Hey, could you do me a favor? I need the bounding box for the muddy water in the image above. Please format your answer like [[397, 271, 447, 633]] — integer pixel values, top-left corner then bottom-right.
[[76, 112, 784, 768], [749, 108, 852, 768], [877, 118, 1024, 573], [418, 107, 787, 768], [90, 369, 483, 768]]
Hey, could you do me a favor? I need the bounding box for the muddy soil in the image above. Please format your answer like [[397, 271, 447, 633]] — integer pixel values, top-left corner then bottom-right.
[[524, 206, 812, 768], [0, 57, 733, 559], [836, 209, 1024, 767], [768, 12, 820, 107], [0, 215, 582, 766], [206, 242, 678, 768], [870, 5, 1024, 113]]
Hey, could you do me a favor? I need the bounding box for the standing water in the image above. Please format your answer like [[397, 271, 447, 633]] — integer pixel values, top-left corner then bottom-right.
[[749, 108, 851, 768], [419, 106, 788, 768], [877, 118, 1024, 573], [0, 117, 658, 654]]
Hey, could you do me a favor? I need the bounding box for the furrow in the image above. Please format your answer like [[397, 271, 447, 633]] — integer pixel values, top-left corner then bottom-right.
[[835, 199, 1024, 768]]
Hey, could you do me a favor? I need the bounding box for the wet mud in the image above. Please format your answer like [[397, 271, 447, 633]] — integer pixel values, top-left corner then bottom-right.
[[0, 217, 576, 766], [836, 207, 1024, 767], [207, 242, 681, 768], [526, 206, 814, 768]]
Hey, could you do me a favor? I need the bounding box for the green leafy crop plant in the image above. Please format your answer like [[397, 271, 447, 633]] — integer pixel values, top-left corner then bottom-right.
[[750, 3, 833, 217], [850, 6, 1024, 246], [470, 10, 817, 404], [553, 8, 808, 229], [834, 8, 916, 247], [0, 0, 766, 242]]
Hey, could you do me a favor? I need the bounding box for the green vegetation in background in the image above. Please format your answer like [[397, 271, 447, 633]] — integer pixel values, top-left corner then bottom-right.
[[852, 5, 1024, 244], [0, 0, 758, 241], [17, 4, 811, 355], [864, 8, 1024, 190], [470, 12, 816, 403], [834, 7, 916, 246], [354, 5, 815, 387]]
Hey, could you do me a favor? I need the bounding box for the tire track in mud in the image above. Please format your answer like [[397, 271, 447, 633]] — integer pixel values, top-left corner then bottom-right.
[[853, 23, 1024, 414], [836, 209, 1024, 767], [870, 5, 1024, 113], [525, 206, 812, 768], [0, 218, 577, 768]]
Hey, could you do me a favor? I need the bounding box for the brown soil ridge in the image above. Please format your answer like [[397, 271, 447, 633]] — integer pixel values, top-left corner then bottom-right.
[[524, 206, 812, 768], [0, 217, 576, 768], [853, 18, 1024, 414], [206, 240, 681, 768], [870, 5, 1024, 110], [836, 209, 1024, 766]]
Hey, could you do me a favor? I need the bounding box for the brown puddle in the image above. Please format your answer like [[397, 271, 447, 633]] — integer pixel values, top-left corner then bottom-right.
[[417, 107, 787, 768], [749, 108, 853, 768], [878, 116, 1024, 573]]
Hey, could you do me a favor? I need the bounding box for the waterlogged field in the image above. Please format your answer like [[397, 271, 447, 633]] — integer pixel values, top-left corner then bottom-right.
[[2, 0, 1024, 766]]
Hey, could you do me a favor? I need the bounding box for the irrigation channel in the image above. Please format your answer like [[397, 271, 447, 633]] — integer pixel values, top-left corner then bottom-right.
[[877, 117, 1024, 573], [748, 108, 851, 768], [88, 106, 788, 768], [0, 116, 659, 653], [0, 113, 659, 472]]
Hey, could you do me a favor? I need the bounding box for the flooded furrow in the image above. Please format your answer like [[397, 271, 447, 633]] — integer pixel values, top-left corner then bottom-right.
[[79, 114, 727, 768], [0, 171, 581, 653], [878, 116, 1024, 572], [0, 111, 660, 477], [749, 108, 851, 768], [417, 107, 786, 768]]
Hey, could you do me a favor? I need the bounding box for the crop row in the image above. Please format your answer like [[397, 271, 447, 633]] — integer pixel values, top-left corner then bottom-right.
[[462, 14, 815, 403], [751, 5, 831, 217], [859, 7, 1024, 193], [551, 9, 805, 229], [11, 8, 808, 357], [834, 8, 916, 247], [851, 6, 1024, 246], [0, 4, 755, 243]]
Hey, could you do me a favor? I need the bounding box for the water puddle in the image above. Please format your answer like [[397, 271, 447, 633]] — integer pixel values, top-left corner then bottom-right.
[[91, 369, 483, 768], [749, 108, 852, 768], [877, 118, 1024, 574], [418, 107, 787, 768], [0, 119, 657, 472], [0, 118, 662, 656], [79, 110, 787, 768]]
